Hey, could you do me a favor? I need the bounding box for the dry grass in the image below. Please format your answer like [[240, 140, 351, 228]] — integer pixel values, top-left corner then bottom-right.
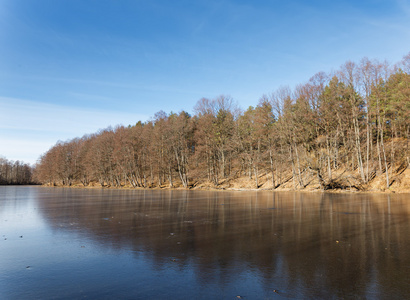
[[45, 165, 410, 194]]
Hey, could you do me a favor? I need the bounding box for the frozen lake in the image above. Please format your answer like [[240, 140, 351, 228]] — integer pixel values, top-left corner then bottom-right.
[[1, 186, 409, 299]]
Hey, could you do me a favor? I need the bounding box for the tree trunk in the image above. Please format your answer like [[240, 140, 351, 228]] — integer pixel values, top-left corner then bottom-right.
[[294, 142, 304, 188], [380, 119, 389, 188], [354, 117, 365, 182], [269, 149, 275, 189], [326, 135, 332, 181]]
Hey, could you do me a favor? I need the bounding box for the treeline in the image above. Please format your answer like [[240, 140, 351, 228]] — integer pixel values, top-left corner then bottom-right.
[[0, 158, 35, 185], [35, 53, 410, 190]]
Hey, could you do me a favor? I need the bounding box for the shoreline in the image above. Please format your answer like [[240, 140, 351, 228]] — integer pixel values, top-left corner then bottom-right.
[[36, 165, 410, 195], [37, 183, 410, 194]]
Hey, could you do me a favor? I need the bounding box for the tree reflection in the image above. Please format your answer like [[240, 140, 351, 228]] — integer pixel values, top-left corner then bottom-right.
[[39, 189, 410, 298]]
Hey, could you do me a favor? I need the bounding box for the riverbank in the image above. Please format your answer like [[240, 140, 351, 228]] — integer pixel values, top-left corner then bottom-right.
[[44, 167, 410, 194]]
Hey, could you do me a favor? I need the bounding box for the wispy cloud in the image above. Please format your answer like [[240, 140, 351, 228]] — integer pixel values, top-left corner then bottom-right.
[[0, 137, 51, 165], [397, 0, 410, 16], [0, 96, 146, 133], [0, 96, 148, 164]]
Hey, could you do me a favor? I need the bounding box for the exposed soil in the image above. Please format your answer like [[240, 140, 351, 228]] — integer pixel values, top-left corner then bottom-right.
[[47, 167, 410, 194]]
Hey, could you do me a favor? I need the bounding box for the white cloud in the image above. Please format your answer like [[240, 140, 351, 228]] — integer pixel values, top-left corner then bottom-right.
[[397, 0, 410, 16], [0, 96, 146, 133], [0, 138, 50, 165], [0, 96, 148, 164]]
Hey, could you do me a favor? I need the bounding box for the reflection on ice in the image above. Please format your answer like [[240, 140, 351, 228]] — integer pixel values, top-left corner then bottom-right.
[[1, 187, 409, 299]]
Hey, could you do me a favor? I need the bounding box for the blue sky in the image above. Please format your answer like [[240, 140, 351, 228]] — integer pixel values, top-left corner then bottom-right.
[[1, 0, 410, 165]]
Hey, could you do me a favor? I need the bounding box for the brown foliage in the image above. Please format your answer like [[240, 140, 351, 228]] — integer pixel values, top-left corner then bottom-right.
[[34, 53, 410, 191]]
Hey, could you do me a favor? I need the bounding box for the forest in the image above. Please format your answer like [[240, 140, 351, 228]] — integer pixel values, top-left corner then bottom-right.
[[0, 157, 34, 185], [34, 53, 410, 191]]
